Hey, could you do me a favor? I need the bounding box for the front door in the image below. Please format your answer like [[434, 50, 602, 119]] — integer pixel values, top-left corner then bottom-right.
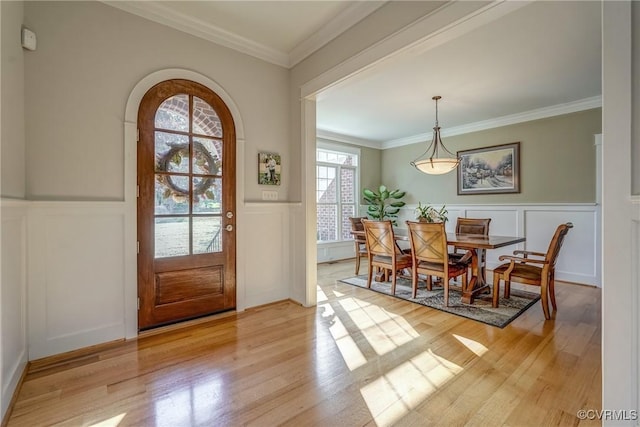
[[137, 79, 236, 330]]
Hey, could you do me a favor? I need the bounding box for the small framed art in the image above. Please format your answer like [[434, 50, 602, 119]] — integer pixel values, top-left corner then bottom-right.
[[258, 152, 281, 185]]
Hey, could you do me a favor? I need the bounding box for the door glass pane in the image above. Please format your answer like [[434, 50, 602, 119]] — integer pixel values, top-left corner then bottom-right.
[[317, 205, 337, 242], [193, 217, 222, 254], [341, 205, 356, 240], [155, 176, 189, 215], [155, 132, 189, 173], [193, 137, 222, 176], [155, 217, 189, 258], [155, 94, 189, 132], [340, 168, 355, 203], [193, 177, 222, 214], [193, 97, 222, 137]]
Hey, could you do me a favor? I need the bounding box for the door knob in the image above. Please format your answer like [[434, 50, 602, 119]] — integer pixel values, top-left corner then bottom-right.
[[226, 224, 233, 232], [226, 211, 234, 219]]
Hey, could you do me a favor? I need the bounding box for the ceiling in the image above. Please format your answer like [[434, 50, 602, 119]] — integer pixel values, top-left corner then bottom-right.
[[104, 0, 386, 67], [104, 1, 602, 149]]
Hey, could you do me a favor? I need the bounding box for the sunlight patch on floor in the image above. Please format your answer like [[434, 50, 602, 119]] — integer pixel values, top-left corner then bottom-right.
[[89, 413, 127, 427], [317, 286, 328, 302], [328, 314, 368, 370], [318, 298, 369, 370], [360, 349, 463, 426], [154, 377, 225, 426], [339, 297, 419, 356], [453, 334, 489, 357]]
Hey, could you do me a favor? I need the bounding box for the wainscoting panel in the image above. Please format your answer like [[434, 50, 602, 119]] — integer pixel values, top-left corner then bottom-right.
[[289, 203, 308, 305], [524, 208, 598, 285], [241, 203, 292, 308], [326, 204, 600, 286], [1, 200, 28, 419], [28, 202, 127, 359], [317, 241, 356, 264]]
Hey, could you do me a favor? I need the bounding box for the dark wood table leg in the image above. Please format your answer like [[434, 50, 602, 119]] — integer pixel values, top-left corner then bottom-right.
[[374, 267, 388, 282], [460, 248, 490, 304]]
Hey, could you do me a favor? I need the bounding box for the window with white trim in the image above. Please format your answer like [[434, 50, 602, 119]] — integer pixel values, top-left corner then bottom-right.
[[316, 143, 359, 242]]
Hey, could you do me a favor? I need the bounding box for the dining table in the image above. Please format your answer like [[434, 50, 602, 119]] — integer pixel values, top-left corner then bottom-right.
[[351, 228, 526, 305]]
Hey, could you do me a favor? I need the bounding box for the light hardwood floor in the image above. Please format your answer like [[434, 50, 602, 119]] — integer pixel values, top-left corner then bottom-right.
[[6, 259, 601, 426]]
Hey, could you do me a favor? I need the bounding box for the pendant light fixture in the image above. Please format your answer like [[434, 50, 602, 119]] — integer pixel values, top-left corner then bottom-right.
[[410, 96, 460, 175]]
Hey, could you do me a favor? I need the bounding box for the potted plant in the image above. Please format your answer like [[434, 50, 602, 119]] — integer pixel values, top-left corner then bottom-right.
[[362, 185, 406, 225], [415, 202, 448, 223]]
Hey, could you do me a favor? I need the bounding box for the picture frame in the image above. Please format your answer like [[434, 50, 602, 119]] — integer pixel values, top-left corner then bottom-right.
[[258, 152, 281, 185], [457, 142, 520, 195]]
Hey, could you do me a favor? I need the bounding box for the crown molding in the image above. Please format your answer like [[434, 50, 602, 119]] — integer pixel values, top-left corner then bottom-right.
[[103, 1, 386, 69], [102, 1, 290, 67], [316, 129, 382, 149], [381, 96, 602, 149], [289, 1, 387, 67]]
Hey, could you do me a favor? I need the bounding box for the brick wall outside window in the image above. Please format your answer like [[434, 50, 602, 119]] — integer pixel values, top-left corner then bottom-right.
[[317, 148, 358, 242]]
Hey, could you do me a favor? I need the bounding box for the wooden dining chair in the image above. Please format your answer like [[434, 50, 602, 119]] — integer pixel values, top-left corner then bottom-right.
[[450, 217, 491, 280], [349, 217, 368, 275], [362, 219, 412, 295], [492, 222, 573, 319], [406, 221, 469, 304]]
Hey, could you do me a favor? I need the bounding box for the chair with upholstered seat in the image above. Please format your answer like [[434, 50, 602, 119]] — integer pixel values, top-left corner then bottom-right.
[[406, 221, 469, 305], [349, 217, 368, 275], [362, 219, 413, 295], [492, 222, 573, 319]]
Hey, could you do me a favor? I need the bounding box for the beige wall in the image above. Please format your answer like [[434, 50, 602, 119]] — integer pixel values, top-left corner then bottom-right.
[[382, 108, 601, 204], [1, 1, 26, 199], [23, 1, 290, 201], [359, 145, 382, 204]]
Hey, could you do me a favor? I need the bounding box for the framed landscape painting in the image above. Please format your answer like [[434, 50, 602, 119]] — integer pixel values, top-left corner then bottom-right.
[[258, 152, 281, 185], [457, 142, 520, 195]]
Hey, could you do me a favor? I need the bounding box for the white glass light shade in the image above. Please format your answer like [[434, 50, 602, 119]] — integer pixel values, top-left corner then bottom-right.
[[412, 157, 460, 175], [410, 95, 460, 176]]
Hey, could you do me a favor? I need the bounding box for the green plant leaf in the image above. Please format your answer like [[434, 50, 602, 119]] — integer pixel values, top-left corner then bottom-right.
[[363, 184, 407, 221], [363, 189, 376, 198]]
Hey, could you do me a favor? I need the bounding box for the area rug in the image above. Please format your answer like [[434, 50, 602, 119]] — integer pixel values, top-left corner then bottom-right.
[[338, 275, 540, 328]]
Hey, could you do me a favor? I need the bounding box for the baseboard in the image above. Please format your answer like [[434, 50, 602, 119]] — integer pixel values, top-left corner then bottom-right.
[[28, 339, 125, 374], [1, 363, 28, 427]]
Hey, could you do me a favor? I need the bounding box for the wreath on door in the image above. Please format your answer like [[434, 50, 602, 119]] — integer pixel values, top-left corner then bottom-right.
[[156, 141, 221, 202]]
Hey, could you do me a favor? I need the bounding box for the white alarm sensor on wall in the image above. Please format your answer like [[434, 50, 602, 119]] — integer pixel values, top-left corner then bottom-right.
[[21, 27, 36, 51]]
